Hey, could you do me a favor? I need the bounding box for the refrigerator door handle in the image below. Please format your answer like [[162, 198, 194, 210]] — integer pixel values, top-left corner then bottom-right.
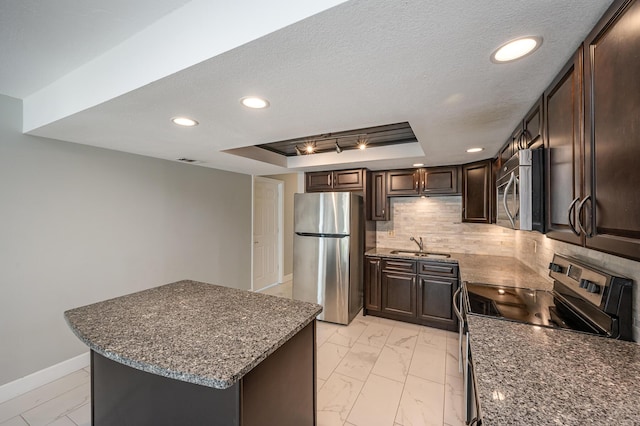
[[295, 232, 348, 238]]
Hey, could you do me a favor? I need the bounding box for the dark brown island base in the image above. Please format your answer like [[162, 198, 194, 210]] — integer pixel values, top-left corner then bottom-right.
[[64, 281, 322, 426]]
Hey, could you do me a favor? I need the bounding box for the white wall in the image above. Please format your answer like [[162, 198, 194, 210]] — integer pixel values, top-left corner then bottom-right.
[[0, 94, 252, 386]]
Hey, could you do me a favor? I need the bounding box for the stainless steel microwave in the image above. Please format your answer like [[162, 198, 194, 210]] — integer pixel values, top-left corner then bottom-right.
[[496, 149, 544, 232]]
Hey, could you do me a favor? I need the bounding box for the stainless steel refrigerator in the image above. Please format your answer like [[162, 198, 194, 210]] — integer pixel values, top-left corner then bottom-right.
[[293, 192, 363, 325]]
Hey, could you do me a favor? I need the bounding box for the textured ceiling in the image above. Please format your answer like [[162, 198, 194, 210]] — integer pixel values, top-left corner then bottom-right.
[[0, 0, 192, 98], [1, 0, 614, 175]]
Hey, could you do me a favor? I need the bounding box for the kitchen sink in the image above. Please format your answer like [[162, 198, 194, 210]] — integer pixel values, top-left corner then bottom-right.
[[390, 250, 451, 259]]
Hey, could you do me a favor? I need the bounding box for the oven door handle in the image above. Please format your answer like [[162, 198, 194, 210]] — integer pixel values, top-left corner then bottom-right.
[[503, 171, 517, 228], [453, 287, 464, 373]]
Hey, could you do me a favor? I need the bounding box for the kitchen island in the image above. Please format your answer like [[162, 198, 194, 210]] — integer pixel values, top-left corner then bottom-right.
[[64, 280, 322, 426], [468, 314, 640, 425]]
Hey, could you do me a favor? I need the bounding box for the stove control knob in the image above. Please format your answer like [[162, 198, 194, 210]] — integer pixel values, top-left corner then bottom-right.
[[549, 263, 563, 273], [587, 283, 601, 294], [579, 279, 590, 289]]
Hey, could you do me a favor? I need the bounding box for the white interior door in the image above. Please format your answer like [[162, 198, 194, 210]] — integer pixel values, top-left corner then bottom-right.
[[253, 177, 282, 291]]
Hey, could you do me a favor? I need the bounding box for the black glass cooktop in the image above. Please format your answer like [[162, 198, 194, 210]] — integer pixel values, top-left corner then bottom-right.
[[464, 282, 607, 336]]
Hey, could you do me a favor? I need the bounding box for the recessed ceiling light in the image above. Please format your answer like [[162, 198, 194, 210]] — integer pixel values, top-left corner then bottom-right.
[[172, 117, 198, 127], [466, 147, 484, 153], [240, 96, 270, 109], [491, 36, 542, 63], [413, 163, 424, 167]]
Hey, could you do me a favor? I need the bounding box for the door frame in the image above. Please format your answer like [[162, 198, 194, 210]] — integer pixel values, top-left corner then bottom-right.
[[251, 176, 284, 292]]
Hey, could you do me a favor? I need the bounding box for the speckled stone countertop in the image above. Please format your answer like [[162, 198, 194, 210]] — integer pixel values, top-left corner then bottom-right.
[[467, 314, 640, 425], [64, 280, 322, 389], [365, 248, 552, 290]]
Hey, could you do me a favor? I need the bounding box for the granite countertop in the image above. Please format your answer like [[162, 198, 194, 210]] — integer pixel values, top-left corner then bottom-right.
[[64, 280, 322, 389], [467, 314, 640, 425], [366, 248, 552, 290]]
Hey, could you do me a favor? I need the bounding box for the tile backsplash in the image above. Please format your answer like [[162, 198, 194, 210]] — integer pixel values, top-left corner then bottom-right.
[[375, 195, 640, 342], [376, 196, 515, 255]]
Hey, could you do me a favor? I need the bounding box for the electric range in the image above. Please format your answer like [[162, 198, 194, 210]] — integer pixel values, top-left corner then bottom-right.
[[462, 253, 633, 340]]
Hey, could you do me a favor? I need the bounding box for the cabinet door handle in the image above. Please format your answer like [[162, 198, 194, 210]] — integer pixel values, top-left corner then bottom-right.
[[567, 197, 581, 236], [577, 195, 592, 237], [522, 130, 530, 149], [328, 173, 332, 187]]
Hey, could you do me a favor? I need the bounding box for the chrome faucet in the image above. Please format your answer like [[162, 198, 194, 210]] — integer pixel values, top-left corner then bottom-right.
[[410, 236, 424, 252]]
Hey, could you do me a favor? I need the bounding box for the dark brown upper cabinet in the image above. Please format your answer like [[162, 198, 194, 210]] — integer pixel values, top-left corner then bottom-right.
[[544, 47, 584, 247], [305, 169, 365, 192], [370, 171, 389, 221], [422, 167, 461, 195], [498, 98, 544, 167], [582, 0, 640, 261], [386, 167, 461, 197], [462, 160, 492, 223], [386, 169, 420, 196], [522, 98, 543, 150]]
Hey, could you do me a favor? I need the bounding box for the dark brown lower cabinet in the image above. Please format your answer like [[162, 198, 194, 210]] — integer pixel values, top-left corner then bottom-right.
[[364, 257, 381, 311], [381, 271, 417, 318], [364, 255, 459, 331], [417, 276, 457, 330]]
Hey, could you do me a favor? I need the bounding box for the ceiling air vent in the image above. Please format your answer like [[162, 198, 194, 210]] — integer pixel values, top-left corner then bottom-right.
[[176, 158, 199, 163]]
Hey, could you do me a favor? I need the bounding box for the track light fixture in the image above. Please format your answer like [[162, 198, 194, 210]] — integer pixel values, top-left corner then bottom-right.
[[356, 136, 368, 150], [304, 140, 316, 154], [291, 133, 368, 155]]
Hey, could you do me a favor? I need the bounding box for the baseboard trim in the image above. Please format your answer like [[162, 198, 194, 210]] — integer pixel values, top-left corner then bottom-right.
[[0, 352, 90, 404], [255, 274, 293, 293]]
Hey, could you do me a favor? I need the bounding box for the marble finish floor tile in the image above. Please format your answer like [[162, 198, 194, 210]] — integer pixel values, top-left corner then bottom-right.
[[444, 374, 465, 426], [395, 375, 445, 426], [386, 326, 419, 351], [334, 343, 382, 381], [21, 383, 90, 426], [409, 343, 447, 385], [2, 307, 465, 426], [357, 322, 393, 348], [347, 374, 404, 426], [371, 344, 414, 383], [0, 370, 89, 423], [317, 373, 364, 426], [0, 417, 28, 426], [327, 319, 369, 348], [317, 342, 350, 380]]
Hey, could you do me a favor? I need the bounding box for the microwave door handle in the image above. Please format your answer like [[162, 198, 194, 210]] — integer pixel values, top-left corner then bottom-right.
[[503, 172, 516, 228], [512, 175, 520, 218]]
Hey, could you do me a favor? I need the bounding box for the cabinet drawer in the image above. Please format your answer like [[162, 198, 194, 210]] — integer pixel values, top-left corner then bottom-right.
[[382, 259, 416, 273], [418, 261, 458, 277]]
